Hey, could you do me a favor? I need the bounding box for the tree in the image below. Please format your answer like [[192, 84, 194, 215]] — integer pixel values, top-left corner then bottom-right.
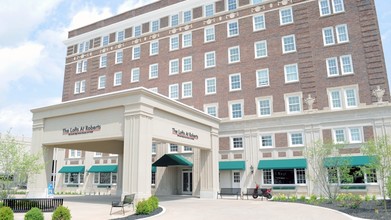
[[362, 136, 391, 211], [305, 140, 354, 200], [0, 130, 44, 199]]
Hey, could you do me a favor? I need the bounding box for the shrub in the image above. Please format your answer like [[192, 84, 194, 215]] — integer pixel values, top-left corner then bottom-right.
[[308, 194, 318, 205], [299, 195, 306, 201], [136, 200, 153, 215], [52, 206, 71, 220], [0, 202, 3, 208], [24, 207, 44, 220], [364, 195, 371, 202], [0, 206, 14, 220], [289, 195, 298, 202], [149, 196, 159, 210], [336, 193, 362, 209]]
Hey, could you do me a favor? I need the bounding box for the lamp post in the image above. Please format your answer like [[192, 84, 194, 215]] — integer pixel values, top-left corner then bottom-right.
[[250, 165, 254, 174]]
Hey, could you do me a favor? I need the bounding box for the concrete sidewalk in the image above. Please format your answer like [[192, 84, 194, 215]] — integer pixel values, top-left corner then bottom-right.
[[13, 195, 367, 220]]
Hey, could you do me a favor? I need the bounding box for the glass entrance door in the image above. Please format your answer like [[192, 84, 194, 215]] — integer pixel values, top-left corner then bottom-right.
[[182, 170, 192, 194]]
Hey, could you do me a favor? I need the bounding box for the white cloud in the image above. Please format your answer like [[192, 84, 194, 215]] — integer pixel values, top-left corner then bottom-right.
[[117, 0, 158, 14], [68, 6, 114, 31]]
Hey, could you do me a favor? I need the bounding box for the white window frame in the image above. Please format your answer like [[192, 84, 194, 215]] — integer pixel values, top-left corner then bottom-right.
[[260, 134, 274, 148], [256, 96, 272, 117], [183, 10, 192, 23], [252, 0, 264, 4], [170, 14, 180, 27], [94, 152, 102, 157], [151, 20, 160, 32], [326, 57, 339, 77], [182, 32, 192, 48], [227, 20, 239, 38], [253, 14, 266, 31], [229, 100, 244, 119], [150, 41, 159, 56], [99, 55, 107, 68], [101, 35, 109, 47], [131, 68, 140, 83], [98, 75, 106, 89], [205, 77, 217, 95], [170, 35, 180, 51], [69, 150, 81, 158], [76, 60, 87, 74], [205, 51, 216, 68], [256, 68, 270, 87], [133, 25, 142, 37], [182, 56, 192, 73], [132, 45, 141, 60], [333, 128, 346, 143], [183, 146, 193, 152], [204, 26, 216, 43], [319, 0, 332, 16], [284, 63, 299, 83], [327, 85, 359, 109], [285, 92, 303, 114], [204, 103, 218, 117], [340, 54, 354, 75], [149, 63, 159, 79], [228, 46, 241, 63], [115, 50, 123, 64], [204, 4, 215, 17], [169, 59, 180, 75], [231, 137, 244, 150], [348, 127, 362, 143], [332, 0, 345, 14], [289, 132, 304, 147], [229, 73, 241, 91], [117, 31, 125, 42], [336, 24, 349, 43], [227, 0, 238, 11], [282, 34, 296, 53], [322, 27, 335, 46], [279, 7, 294, 25], [254, 40, 268, 59], [182, 81, 192, 99], [169, 84, 179, 99], [329, 90, 343, 109], [113, 72, 122, 86]]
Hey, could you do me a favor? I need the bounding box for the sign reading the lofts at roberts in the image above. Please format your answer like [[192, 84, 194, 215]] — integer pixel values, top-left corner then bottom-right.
[[63, 125, 101, 136], [172, 128, 198, 140]]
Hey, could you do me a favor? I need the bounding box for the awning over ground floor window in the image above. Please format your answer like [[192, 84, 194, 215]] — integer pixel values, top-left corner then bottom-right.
[[58, 166, 85, 173], [324, 156, 374, 167], [258, 159, 307, 169], [219, 161, 246, 170], [152, 154, 193, 167], [88, 165, 118, 173]]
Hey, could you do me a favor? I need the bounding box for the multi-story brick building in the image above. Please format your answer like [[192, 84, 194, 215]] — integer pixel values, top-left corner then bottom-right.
[[52, 0, 391, 197]]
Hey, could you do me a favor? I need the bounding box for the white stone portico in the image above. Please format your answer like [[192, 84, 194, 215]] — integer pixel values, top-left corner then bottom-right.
[[28, 87, 220, 200]]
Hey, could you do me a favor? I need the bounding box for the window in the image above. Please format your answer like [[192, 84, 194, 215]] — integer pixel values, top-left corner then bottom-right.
[[230, 101, 243, 119], [183, 146, 193, 152], [284, 63, 299, 83], [182, 56, 192, 72], [115, 50, 123, 64], [132, 45, 140, 60], [205, 51, 216, 68], [228, 46, 240, 63], [252, 0, 264, 4], [260, 135, 273, 147], [282, 35, 296, 53], [280, 8, 293, 25], [204, 104, 218, 117], [322, 27, 335, 46], [326, 57, 339, 77], [170, 35, 180, 51], [229, 73, 241, 91], [94, 172, 117, 185], [69, 150, 81, 158], [182, 81, 192, 98], [94, 152, 102, 157], [101, 35, 109, 46], [349, 127, 362, 143], [263, 169, 272, 184], [227, 21, 239, 37], [74, 80, 86, 94], [205, 78, 216, 95], [169, 84, 179, 99], [151, 20, 160, 32], [78, 41, 89, 53], [182, 32, 192, 48], [114, 72, 122, 86], [171, 14, 179, 27], [263, 169, 307, 185], [205, 4, 215, 17], [134, 25, 142, 37], [296, 169, 306, 184], [99, 55, 107, 68], [204, 26, 215, 42], [233, 171, 241, 183], [256, 68, 269, 87], [285, 94, 302, 113], [254, 40, 268, 58], [319, 0, 345, 16], [76, 60, 87, 73], [151, 172, 156, 185], [227, 0, 238, 11], [169, 59, 179, 75], [231, 137, 243, 149], [327, 166, 375, 184], [169, 144, 178, 152], [131, 68, 140, 83], [336, 24, 349, 43], [253, 14, 266, 31], [332, 0, 345, 13], [328, 86, 358, 109], [149, 63, 159, 79], [340, 55, 353, 75], [64, 172, 84, 185], [290, 133, 304, 146], [150, 41, 159, 55], [257, 97, 272, 116], [183, 10, 192, 23], [117, 31, 125, 42], [152, 143, 157, 155], [98, 75, 106, 89]]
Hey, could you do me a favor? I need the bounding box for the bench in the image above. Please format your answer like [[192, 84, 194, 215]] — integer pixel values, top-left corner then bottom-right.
[[110, 194, 135, 215], [217, 188, 241, 199], [3, 198, 63, 213]]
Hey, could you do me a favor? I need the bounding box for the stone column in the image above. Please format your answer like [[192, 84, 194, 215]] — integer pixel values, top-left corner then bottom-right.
[[122, 104, 153, 201], [199, 128, 219, 199], [116, 154, 123, 196], [28, 119, 54, 198]]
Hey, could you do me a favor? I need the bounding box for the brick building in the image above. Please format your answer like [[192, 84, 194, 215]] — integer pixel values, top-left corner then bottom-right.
[[51, 0, 391, 197]]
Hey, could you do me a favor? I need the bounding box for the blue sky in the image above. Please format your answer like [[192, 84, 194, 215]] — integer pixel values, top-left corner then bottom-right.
[[0, 0, 390, 138]]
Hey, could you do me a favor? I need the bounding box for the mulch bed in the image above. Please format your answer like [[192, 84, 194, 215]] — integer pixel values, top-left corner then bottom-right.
[[113, 207, 163, 220]]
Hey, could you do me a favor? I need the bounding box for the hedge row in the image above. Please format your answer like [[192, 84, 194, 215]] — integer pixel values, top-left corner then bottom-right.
[[0, 205, 71, 220]]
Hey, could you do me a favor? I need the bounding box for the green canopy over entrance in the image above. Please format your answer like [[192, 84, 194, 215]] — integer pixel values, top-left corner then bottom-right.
[[152, 154, 193, 167]]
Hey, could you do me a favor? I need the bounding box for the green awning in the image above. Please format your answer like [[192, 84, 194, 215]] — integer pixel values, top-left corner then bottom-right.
[[324, 156, 374, 167], [58, 166, 85, 173], [88, 165, 118, 173], [152, 154, 193, 167], [152, 166, 156, 173], [258, 159, 307, 169], [219, 161, 246, 170]]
